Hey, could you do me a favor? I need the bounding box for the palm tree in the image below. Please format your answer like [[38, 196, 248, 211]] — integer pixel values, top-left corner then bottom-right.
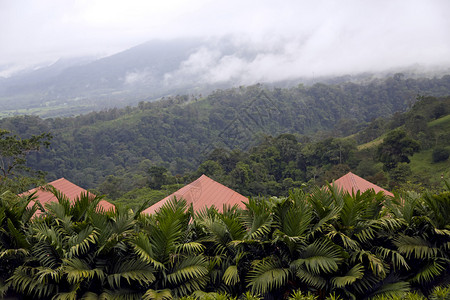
[[0, 191, 40, 297], [247, 189, 347, 298], [191, 197, 274, 297], [132, 197, 209, 299], [261, 185, 408, 299], [316, 185, 408, 299], [7, 189, 156, 299], [387, 186, 450, 296]]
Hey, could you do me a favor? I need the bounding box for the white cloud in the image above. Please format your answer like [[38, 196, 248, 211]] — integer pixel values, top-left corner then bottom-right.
[[0, 0, 449, 77], [124, 70, 153, 85]]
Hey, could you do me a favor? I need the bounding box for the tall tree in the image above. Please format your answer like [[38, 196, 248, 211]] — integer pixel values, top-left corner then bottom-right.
[[0, 130, 52, 193], [377, 129, 420, 171]]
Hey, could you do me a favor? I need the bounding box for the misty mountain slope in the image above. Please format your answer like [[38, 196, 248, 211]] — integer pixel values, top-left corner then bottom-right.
[[0, 37, 258, 117], [3, 36, 449, 119], [1, 75, 449, 189], [1, 57, 97, 91], [49, 38, 205, 91]]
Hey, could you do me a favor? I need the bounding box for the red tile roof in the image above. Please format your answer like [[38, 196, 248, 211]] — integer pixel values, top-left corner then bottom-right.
[[142, 174, 248, 215], [21, 178, 114, 212], [332, 172, 393, 197]]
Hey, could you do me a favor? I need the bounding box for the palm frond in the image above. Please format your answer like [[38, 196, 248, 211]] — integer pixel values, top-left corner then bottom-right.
[[374, 247, 409, 271], [80, 291, 101, 300], [354, 225, 377, 244], [149, 198, 191, 263], [35, 266, 62, 282], [351, 272, 381, 296], [107, 259, 155, 289], [44, 185, 72, 214], [6, 218, 30, 249], [31, 241, 62, 269], [327, 230, 360, 250], [67, 225, 98, 258], [198, 217, 231, 249], [100, 288, 144, 300], [410, 258, 446, 284], [32, 222, 67, 260], [308, 187, 342, 232], [7, 265, 57, 298], [63, 257, 105, 284], [222, 265, 240, 286], [53, 289, 78, 300], [175, 242, 205, 255], [143, 288, 173, 300], [131, 233, 165, 270], [220, 214, 245, 241], [22, 197, 41, 222], [331, 263, 364, 288], [394, 235, 438, 259], [272, 194, 312, 253], [246, 256, 289, 295], [351, 250, 387, 278], [293, 239, 343, 274], [387, 191, 422, 224], [167, 255, 208, 285], [293, 266, 326, 289], [171, 269, 209, 297], [375, 218, 405, 233], [241, 197, 272, 240], [0, 247, 28, 259], [366, 281, 410, 299]]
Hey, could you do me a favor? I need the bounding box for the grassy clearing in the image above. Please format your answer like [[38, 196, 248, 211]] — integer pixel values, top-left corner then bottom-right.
[[355, 114, 450, 187], [409, 148, 450, 185], [357, 136, 384, 150], [429, 114, 450, 128]]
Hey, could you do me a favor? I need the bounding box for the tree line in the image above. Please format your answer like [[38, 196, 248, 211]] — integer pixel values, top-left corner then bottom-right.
[[110, 94, 449, 205], [0, 75, 449, 192]]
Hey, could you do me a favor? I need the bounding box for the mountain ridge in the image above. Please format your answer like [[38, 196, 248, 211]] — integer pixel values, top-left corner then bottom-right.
[[1, 37, 449, 118]]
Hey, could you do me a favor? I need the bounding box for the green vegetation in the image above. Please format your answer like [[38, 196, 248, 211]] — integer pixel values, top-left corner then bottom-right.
[[376, 129, 420, 171], [0, 75, 450, 299], [432, 147, 449, 163], [1, 181, 449, 299], [0, 129, 52, 193], [0, 76, 449, 197]]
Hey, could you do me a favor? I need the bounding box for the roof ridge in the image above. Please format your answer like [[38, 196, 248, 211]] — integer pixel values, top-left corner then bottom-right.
[[143, 175, 247, 214], [177, 175, 203, 198], [48, 177, 66, 185], [349, 172, 359, 192]]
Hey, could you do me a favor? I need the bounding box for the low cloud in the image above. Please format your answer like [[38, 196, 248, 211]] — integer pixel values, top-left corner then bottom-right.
[[124, 70, 153, 85], [1, 1, 449, 82], [164, 29, 450, 86]]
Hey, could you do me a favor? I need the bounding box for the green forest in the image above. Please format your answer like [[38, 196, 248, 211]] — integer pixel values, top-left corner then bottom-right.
[[0, 75, 449, 199], [0, 74, 450, 299]]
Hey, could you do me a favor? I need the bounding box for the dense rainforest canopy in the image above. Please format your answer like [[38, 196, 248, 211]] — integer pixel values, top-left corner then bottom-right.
[[0, 75, 449, 197]]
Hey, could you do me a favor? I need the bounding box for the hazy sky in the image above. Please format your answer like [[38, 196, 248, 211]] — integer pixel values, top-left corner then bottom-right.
[[1, 0, 450, 76]]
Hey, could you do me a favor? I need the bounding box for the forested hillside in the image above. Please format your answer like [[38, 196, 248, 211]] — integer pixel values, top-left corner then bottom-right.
[[0, 75, 449, 192]]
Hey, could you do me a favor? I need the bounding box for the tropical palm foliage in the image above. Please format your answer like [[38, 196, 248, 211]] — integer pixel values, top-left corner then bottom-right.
[[1, 181, 449, 299]]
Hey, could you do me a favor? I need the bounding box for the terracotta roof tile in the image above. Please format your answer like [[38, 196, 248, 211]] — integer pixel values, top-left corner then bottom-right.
[[142, 175, 248, 215], [21, 178, 114, 212], [332, 172, 393, 197]]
